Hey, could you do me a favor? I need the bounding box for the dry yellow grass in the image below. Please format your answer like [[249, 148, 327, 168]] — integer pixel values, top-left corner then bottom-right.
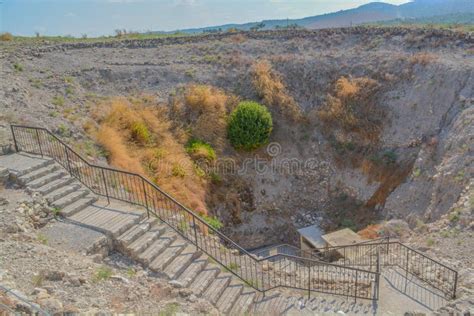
[[409, 52, 438, 66], [91, 97, 209, 215], [171, 84, 237, 150], [251, 60, 302, 121]]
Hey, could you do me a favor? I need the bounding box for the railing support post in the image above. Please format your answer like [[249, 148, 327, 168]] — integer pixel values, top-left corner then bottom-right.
[[453, 271, 458, 299], [65, 147, 72, 173], [101, 169, 110, 205], [405, 248, 409, 280], [35, 129, 43, 157], [10, 125, 18, 152], [192, 216, 199, 251], [307, 264, 311, 299], [141, 178, 149, 219], [354, 270, 358, 302]]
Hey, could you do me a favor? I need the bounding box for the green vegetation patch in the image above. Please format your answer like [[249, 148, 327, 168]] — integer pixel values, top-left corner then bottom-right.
[[185, 138, 216, 162], [201, 214, 223, 231]]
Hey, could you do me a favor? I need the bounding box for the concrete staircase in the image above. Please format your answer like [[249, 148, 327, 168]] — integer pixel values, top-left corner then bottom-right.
[[1, 152, 440, 315], [3, 153, 334, 315]]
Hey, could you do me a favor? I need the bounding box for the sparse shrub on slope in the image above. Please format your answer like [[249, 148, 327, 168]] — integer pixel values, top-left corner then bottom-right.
[[409, 52, 438, 66], [251, 60, 302, 121], [317, 76, 383, 145], [171, 84, 237, 150], [185, 138, 217, 162], [0, 32, 13, 41], [228, 101, 273, 150]]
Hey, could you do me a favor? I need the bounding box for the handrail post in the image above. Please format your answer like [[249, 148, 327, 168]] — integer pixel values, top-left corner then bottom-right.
[[10, 125, 18, 152], [35, 129, 43, 157], [405, 247, 409, 279], [354, 270, 358, 302], [453, 271, 458, 299], [64, 146, 72, 173], [307, 263, 311, 299], [141, 178, 149, 218], [101, 169, 110, 205], [192, 216, 199, 251]]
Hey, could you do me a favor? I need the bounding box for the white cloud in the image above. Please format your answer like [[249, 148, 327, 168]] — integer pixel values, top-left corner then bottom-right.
[[65, 12, 76, 17]]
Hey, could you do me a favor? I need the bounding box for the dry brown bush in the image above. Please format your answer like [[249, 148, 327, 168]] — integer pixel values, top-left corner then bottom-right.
[[409, 52, 438, 66], [171, 84, 238, 150], [317, 76, 383, 144], [0, 32, 13, 41], [92, 97, 209, 215], [251, 60, 302, 121], [227, 34, 247, 44]]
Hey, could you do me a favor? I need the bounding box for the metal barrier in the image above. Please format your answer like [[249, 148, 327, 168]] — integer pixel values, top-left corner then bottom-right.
[[11, 124, 382, 300]]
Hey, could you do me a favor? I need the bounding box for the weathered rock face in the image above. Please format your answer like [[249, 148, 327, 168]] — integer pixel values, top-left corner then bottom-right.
[[0, 27, 472, 246]]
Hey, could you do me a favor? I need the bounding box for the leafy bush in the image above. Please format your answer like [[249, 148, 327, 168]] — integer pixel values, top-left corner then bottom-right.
[[228, 101, 273, 150], [186, 138, 216, 162]]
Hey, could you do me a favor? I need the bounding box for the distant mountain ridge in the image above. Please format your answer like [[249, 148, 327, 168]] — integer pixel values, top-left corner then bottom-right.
[[159, 0, 474, 33]]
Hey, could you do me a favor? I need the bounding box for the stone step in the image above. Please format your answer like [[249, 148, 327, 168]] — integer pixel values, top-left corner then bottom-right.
[[229, 291, 256, 316], [44, 183, 81, 203], [252, 293, 286, 315], [116, 219, 155, 250], [189, 266, 220, 295], [51, 190, 90, 209], [137, 231, 177, 265], [60, 197, 98, 217], [15, 158, 54, 177], [216, 284, 244, 314], [18, 164, 59, 184], [281, 296, 306, 315], [107, 214, 146, 238], [163, 245, 201, 280], [175, 256, 208, 288], [69, 206, 102, 222], [35, 177, 75, 195], [27, 170, 67, 189], [202, 273, 232, 305], [149, 239, 187, 273], [127, 226, 164, 257]]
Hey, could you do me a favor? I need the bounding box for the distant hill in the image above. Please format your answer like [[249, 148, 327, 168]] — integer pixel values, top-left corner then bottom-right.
[[368, 13, 474, 29], [158, 0, 474, 34]]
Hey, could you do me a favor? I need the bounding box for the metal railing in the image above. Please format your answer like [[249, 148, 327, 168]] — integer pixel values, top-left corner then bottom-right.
[[10, 124, 380, 300], [312, 239, 458, 299]]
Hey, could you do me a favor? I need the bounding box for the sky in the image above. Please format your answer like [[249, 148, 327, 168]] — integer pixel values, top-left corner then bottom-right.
[[1, 0, 410, 37]]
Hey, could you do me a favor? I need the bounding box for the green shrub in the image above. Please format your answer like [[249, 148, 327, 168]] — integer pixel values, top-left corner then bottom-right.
[[227, 101, 273, 150], [186, 138, 216, 162], [130, 121, 150, 144], [172, 163, 186, 178], [93, 266, 113, 282], [201, 214, 223, 231], [52, 95, 65, 107], [13, 62, 23, 72]]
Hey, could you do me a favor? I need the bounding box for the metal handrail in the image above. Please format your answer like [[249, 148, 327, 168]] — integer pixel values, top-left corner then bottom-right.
[[10, 124, 379, 300]]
